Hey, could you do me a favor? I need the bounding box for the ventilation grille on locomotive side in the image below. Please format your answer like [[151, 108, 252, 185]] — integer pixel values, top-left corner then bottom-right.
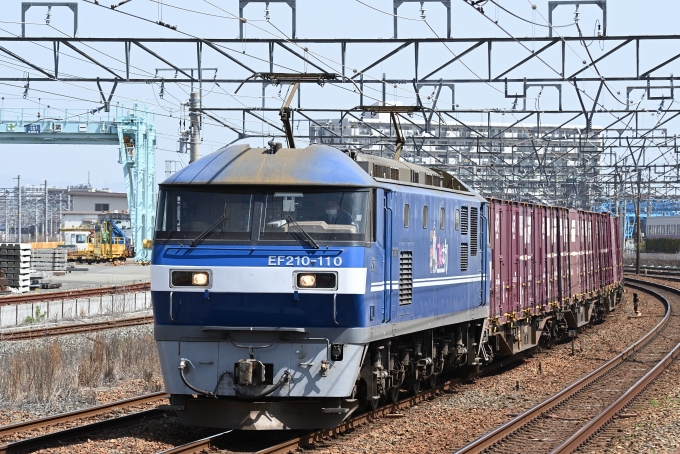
[[470, 206, 478, 256], [399, 251, 413, 305], [461, 206, 469, 235]]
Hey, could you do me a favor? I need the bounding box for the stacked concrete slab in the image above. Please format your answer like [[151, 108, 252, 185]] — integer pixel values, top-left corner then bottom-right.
[[0, 243, 31, 293], [31, 248, 67, 272]]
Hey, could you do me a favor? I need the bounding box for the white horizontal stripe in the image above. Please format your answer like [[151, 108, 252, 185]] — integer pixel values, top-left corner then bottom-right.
[[370, 280, 398, 292], [151, 265, 367, 294], [414, 275, 483, 288], [413, 274, 484, 283], [370, 275, 484, 291]]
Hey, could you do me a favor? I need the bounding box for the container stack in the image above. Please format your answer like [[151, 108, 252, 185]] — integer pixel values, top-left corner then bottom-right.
[[31, 248, 68, 272], [0, 270, 9, 295], [0, 243, 31, 293]]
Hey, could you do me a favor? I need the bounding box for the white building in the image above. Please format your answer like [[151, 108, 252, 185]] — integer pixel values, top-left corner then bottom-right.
[[308, 107, 604, 208], [62, 188, 128, 228]]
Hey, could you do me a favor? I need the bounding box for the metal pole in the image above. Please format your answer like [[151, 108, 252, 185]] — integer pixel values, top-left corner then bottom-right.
[[44, 181, 48, 242], [16, 175, 21, 243], [59, 192, 63, 241], [189, 92, 201, 163], [34, 198, 38, 242], [636, 169, 641, 275], [622, 189, 626, 256]]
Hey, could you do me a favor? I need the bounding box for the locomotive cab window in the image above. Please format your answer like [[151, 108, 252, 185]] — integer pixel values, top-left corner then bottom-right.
[[155, 188, 254, 241], [155, 187, 370, 245], [261, 189, 369, 243], [404, 203, 410, 228], [422, 205, 428, 229]]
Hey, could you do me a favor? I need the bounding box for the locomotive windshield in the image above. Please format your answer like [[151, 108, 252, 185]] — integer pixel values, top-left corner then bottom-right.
[[155, 188, 254, 241], [155, 187, 370, 244], [261, 190, 368, 242]]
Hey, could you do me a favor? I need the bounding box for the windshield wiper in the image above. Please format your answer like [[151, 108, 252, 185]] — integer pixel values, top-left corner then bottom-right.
[[286, 215, 319, 249], [190, 213, 229, 247]]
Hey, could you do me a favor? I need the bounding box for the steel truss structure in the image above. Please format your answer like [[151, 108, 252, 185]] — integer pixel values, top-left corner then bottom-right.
[[0, 106, 156, 262], [1, 31, 679, 215]]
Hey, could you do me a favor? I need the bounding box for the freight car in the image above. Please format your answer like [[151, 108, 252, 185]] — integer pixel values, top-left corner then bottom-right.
[[151, 143, 623, 431]]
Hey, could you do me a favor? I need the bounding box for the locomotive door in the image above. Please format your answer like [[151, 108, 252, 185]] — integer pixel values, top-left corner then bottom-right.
[[383, 191, 395, 323]]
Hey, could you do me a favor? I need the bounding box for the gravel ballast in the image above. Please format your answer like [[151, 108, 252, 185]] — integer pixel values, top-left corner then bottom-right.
[[3, 286, 677, 453]]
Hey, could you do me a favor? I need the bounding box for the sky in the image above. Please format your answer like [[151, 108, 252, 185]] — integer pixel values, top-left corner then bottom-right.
[[0, 0, 679, 192]]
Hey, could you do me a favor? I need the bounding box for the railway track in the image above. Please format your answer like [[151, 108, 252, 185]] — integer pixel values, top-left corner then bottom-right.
[[11, 279, 672, 454], [156, 352, 535, 454], [0, 282, 150, 307], [0, 392, 167, 453], [0, 315, 154, 340], [456, 278, 680, 454]]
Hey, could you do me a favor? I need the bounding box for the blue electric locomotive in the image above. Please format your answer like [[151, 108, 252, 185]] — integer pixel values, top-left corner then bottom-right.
[[152, 143, 491, 430]]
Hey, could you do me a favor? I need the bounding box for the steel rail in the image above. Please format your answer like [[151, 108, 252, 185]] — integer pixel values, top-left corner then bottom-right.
[[455, 280, 671, 453], [0, 393, 168, 453], [0, 282, 149, 307], [157, 351, 532, 454], [552, 278, 680, 453], [156, 431, 234, 454], [0, 315, 154, 341]]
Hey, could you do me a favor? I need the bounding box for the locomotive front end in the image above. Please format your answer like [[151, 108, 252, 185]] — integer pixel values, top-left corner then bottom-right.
[[151, 145, 377, 430]]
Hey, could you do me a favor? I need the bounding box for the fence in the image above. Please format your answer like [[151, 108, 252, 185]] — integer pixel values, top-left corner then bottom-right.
[[0, 291, 151, 328], [623, 251, 680, 267]]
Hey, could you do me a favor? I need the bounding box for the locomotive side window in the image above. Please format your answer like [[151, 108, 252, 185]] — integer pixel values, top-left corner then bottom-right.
[[440, 207, 445, 230], [455, 209, 460, 231], [422, 205, 428, 229], [404, 204, 410, 228]]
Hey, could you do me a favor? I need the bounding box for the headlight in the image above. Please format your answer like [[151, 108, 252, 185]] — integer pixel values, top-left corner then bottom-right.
[[295, 272, 337, 289], [298, 274, 316, 288], [192, 272, 209, 286], [171, 270, 211, 287]]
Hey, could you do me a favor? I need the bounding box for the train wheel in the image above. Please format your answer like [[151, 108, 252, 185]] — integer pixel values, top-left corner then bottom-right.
[[388, 386, 400, 403], [365, 396, 379, 411], [410, 380, 421, 396]]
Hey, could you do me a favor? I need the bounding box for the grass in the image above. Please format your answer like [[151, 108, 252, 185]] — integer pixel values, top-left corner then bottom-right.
[[0, 330, 161, 405]]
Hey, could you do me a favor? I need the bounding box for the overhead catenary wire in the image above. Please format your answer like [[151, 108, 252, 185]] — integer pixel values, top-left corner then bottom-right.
[[8, 0, 677, 196]]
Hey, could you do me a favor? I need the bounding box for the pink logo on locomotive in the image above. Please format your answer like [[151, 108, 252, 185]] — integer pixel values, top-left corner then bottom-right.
[[430, 224, 448, 274]]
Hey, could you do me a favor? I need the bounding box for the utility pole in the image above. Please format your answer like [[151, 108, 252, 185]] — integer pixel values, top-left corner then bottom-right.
[[2, 190, 6, 241], [189, 92, 201, 163], [44, 181, 48, 241], [14, 175, 21, 243], [636, 169, 641, 275], [34, 200, 38, 242]]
